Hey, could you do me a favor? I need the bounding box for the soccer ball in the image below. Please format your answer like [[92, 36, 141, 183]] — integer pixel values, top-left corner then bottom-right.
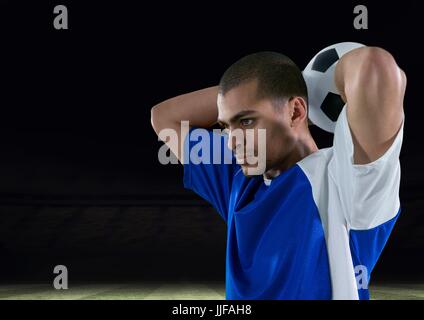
[[303, 42, 365, 133]]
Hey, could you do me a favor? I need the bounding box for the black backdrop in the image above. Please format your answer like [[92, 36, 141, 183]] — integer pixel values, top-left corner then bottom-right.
[[0, 1, 422, 282]]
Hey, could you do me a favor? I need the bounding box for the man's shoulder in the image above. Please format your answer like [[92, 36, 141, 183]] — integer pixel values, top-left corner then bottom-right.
[[297, 147, 333, 170], [296, 147, 335, 189]]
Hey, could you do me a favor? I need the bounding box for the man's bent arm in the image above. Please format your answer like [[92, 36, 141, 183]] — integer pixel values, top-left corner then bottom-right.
[[150, 86, 219, 163], [335, 47, 406, 164]]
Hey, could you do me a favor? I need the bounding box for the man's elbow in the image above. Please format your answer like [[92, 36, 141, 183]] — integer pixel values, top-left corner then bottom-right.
[[357, 47, 405, 91], [150, 104, 163, 135]]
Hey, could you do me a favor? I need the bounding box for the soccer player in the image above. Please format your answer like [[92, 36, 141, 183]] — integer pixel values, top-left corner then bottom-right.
[[150, 47, 406, 299]]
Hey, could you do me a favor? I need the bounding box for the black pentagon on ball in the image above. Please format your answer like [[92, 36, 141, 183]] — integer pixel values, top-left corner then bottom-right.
[[311, 48, 339, 73], [320, 92, 345, 122]]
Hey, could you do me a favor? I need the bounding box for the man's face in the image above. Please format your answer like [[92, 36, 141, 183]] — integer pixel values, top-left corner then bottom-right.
[[217, 80, 298, 177]]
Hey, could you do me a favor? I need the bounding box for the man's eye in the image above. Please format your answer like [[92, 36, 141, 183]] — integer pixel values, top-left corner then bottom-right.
[[240, 119, 253, 127], [222, 128, 230, 135]]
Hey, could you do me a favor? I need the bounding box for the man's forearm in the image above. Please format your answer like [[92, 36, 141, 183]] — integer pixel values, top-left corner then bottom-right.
[[334, 46, 368, 104], [151, 85, 220, 163], [151, 86, 219, 132]]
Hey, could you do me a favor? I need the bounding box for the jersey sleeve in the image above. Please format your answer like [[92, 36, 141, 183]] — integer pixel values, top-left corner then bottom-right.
[[183, 127, 239, 223], [329, 104, 405, 230]]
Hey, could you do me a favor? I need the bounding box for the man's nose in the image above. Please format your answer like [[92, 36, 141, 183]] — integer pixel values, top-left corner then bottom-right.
[[227, 130, 244, 153]]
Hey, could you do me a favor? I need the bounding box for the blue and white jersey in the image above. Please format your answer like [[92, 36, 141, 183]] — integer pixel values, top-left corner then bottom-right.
[[183, 105, 404, 300]]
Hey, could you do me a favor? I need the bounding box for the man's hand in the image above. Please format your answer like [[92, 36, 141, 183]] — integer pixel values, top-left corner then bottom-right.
[[335, 47, 406, 164]]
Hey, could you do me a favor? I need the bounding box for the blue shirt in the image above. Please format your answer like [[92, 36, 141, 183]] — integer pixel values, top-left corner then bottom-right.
[[182, 105, 404, 300]]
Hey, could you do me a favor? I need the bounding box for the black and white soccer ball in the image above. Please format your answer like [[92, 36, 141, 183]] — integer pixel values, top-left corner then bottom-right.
[[303, 42, 365, 133]]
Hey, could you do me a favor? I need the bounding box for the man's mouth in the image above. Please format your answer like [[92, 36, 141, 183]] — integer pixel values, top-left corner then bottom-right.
[[236, 155, 257, 165]]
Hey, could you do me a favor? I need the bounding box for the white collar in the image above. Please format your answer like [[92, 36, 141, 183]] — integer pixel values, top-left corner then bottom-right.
[[263, 177, 272, 186]]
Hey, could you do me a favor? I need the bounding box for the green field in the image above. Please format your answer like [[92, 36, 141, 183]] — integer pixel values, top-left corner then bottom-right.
[[0, 282, 423, 300]]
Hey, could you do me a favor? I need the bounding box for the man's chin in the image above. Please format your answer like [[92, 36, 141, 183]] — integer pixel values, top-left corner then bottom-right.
[[240, 164, 265, 177]]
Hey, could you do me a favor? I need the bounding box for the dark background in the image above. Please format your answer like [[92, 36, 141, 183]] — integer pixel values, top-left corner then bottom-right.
[[0, 1, 422, 283]]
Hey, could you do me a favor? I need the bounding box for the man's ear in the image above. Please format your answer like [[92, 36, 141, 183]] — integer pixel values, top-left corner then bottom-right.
[[289, 97, 308, 127]]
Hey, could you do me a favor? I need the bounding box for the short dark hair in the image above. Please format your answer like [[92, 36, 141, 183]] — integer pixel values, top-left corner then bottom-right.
[[218, 51, 308, 107]]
